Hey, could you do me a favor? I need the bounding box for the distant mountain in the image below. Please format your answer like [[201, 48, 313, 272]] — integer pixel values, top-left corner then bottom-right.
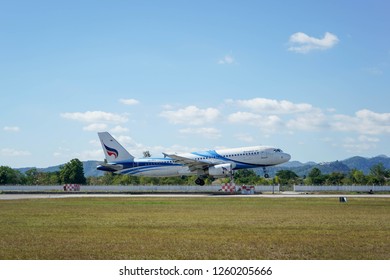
[[17, 161, 103, 177], [263, 155, 390, 177], [342, 156, 390, 174], [16, 155, 390, 178], [82, 161, 103, 177], [277, 161, 307, 168]]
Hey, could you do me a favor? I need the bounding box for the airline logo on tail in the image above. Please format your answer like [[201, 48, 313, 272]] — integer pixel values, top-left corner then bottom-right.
[[104, 144, 118, 158]]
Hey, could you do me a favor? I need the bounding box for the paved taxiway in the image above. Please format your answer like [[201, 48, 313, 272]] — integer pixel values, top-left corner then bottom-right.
[[1, 193, 390, 200]]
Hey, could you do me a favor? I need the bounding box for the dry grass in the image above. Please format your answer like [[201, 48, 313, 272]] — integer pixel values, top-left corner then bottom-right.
[[0, 197, 389, 260]]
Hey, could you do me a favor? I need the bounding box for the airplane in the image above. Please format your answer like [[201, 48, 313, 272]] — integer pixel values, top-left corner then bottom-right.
[[96, 132, 291, 186]]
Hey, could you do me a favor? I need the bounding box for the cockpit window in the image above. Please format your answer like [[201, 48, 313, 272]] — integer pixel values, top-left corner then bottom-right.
[[274, 149, 283, 152]]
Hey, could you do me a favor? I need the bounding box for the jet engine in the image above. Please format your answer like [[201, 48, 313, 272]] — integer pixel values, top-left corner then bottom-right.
[[208, 163, 235, 177]]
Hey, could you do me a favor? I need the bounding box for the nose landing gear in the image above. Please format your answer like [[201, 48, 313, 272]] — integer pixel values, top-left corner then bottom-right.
[[263, 167, 269, 178]]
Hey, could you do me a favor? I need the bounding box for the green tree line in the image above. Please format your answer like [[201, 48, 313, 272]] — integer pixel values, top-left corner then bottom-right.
[[0, 158, 86, 185], [1, 159, 389, 186], [301, 163, 390, 186]]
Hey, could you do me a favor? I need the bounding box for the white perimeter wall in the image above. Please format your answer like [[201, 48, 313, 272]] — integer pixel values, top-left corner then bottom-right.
[[294, 185, 390, 192]]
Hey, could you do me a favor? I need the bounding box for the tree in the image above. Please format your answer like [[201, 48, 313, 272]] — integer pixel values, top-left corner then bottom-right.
[[234, 169, 260, 185], [348, 169, 367, 185], [25, 168, 60, 185], [368, 163, 387, 185], [325, 172, 345, 185], [25, 168, 39, 185], [0, 166, 25, 185], [307, 167, 326, 185], [276, 170, 299, 186], [59, 159, 86, 184]]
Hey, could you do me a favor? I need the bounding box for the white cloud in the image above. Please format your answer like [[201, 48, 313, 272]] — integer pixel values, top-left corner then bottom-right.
[[342, 135, 380, 153], [160, 105, 220, 126], [77, 149, 104, 161], [227, 99, 390, 140], [89, 139, 101, 147], [358, 135, 380, 143], [288, 32, 339, 53], [111, 125, 129, 133], [53, 146, 104, 161], [235, 134, 255, 143], [287, 110, 328, 131], [83, 123, 108, 132], [356, 109, 390, 124], [116, 135, 141, 148], [61, 111, 128, 123], [162, 104, 175, 110], [3, 126, 20, 132], [53, 147, 71, 158], [0, 148, 31, 157], [119, 98, 140, 105], [179, 127, 221, 139], [333, 109, 390, 135], [228, 111, 263, 125], [218, 54, 234, 64], [228, 112, 283, 132], [229, 98, 314, 114]]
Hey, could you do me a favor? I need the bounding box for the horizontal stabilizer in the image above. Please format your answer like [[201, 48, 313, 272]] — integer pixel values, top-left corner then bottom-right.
[[97, 162, 124, 172]]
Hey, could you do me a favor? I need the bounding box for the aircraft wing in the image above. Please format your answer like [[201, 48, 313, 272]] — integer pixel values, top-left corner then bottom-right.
[[164, 153, 223, 172]]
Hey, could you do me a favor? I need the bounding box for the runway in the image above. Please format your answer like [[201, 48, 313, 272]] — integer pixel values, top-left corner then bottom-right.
[[1, 193, 390, 200]]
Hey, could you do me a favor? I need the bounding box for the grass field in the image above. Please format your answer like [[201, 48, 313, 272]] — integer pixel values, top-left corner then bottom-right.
[[0, 197, 389, 260]]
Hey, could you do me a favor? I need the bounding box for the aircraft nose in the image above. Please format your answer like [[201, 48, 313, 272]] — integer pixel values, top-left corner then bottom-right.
[[282, 153, 291, 162]]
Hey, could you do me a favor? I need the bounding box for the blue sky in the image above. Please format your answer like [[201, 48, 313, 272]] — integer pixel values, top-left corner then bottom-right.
[[1, 0, 390, 168]]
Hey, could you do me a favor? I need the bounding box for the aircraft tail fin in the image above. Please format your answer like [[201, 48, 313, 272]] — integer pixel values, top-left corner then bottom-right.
[[98, 132, 135, 162]]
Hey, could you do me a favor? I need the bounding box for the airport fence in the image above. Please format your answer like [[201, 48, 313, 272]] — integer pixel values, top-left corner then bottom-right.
[[294, 185, 390, 192], [0, 184, 280, 193]]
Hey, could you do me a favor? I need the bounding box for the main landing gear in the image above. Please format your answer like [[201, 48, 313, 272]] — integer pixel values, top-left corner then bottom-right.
[[195, 177, 205, 186]]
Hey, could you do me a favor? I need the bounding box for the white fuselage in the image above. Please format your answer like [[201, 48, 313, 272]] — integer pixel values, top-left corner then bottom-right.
[[100, 146, 291, 177]]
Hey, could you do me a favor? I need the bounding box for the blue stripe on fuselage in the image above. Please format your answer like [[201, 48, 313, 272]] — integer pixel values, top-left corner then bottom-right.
[[117, 160, 181, 175], [104, 151, 266, 176], [191, 150, 264, 169]]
